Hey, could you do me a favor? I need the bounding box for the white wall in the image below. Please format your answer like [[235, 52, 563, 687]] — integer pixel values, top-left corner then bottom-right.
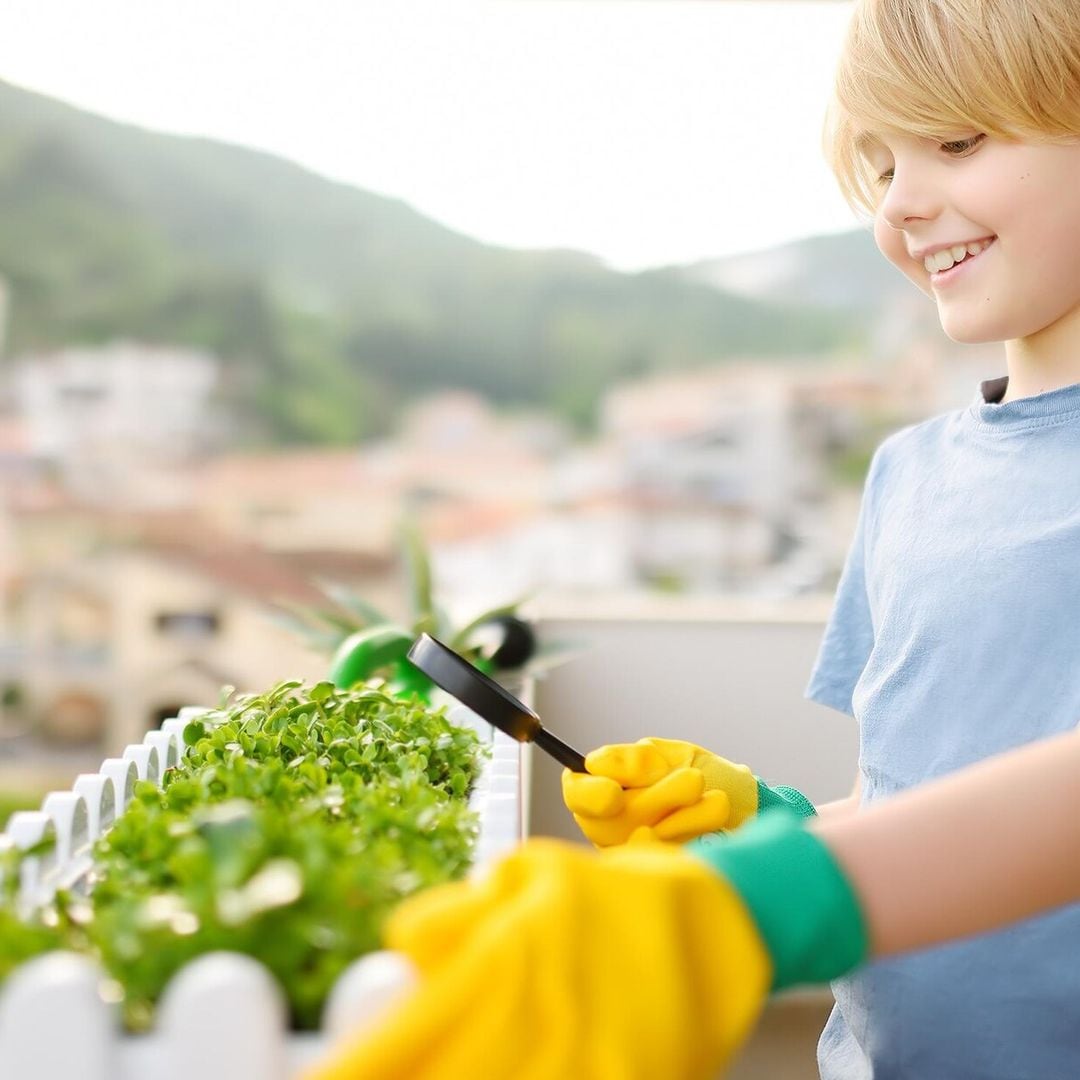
[[530, 597, 859, 842]]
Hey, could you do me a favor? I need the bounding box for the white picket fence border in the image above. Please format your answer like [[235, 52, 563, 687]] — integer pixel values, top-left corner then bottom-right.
[[0, 699, 524, 1079]]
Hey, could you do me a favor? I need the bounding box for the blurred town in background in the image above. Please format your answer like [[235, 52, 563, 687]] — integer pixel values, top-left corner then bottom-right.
[[0, 72, 1001, 809]]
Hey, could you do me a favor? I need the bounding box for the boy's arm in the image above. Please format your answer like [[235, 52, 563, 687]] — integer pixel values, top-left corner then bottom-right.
[[307, 728, 1080, 1080], [812, 768, 862, 822], [817, 727, 1080, 958]]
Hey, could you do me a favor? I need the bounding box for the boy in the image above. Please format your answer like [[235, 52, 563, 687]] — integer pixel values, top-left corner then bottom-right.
[[308, 1, 1080, 1076]]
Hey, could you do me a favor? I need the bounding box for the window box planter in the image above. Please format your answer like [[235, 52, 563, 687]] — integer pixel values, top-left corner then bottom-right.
[[0, 694, 526, 1079]]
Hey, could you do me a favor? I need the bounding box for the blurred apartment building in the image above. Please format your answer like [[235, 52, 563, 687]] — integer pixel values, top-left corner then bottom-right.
[[0, 527, 347, 750], [10, 341, 222, 506], [428, 363, 875, 602], [0, 334, 1001, 756], [0, 343, 396, 753], [194, 392, 562, 558], [0, 486, 398, 752], [426, 339, 1002, 604]]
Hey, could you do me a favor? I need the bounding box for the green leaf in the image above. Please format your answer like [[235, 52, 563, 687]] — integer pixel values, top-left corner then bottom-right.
[[183, 720, 206, 746], [399, 517, 435, 635], [311, 578, 391, 628], [308, 681, 335, 704]]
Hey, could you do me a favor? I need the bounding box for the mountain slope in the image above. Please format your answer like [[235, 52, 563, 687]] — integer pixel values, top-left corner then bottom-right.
[[684, 228, 936, 320], [0, 79, 870, 443]]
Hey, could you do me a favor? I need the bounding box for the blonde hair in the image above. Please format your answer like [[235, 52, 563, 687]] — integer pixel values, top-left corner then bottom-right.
[[823, 0, 1080, 219]]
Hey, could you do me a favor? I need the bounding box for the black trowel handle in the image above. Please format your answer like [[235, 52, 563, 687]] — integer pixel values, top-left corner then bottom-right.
[[407, 633, 588, 772], [533, 728, 587, 773]]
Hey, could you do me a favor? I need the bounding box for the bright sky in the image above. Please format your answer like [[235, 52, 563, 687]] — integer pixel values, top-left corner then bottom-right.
[[0, 0, 860, 271]]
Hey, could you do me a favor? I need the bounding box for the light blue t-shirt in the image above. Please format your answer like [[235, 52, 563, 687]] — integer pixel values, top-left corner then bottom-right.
[[805, 376, 1080, 1080]]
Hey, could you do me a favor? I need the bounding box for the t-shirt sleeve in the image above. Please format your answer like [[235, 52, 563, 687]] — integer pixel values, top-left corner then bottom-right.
[[804, 448, 884, 718]]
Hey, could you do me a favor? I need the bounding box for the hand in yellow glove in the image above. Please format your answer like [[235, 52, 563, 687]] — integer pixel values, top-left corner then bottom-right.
[[304, 838, 773, 1080], [561, 738, 754, 846], [305, 814, 868, 1080], [563, 738, 818, 847]]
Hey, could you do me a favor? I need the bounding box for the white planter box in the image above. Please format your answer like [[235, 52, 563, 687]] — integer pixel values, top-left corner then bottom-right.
[[0, 699, 525, 1079]]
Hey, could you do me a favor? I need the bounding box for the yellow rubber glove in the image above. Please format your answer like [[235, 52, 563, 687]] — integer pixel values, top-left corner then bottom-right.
[[562, 737, 760, 847], [304, 838, 772, 1080]]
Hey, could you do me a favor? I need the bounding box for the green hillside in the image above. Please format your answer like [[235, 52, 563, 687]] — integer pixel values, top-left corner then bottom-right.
[[0, 78, 869, 444], [683, 228, 933, 317]]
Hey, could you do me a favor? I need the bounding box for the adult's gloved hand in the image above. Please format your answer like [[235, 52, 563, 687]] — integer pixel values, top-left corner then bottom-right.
[[562, 737, 816, 847], [304, 813, 867, 1080]]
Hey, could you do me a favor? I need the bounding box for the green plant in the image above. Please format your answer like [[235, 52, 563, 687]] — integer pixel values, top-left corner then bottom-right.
[[1, 679, 487, 1031], [0, 907, 66, 984], [277, 520, 571, 699], [0, 835, 67, 982]]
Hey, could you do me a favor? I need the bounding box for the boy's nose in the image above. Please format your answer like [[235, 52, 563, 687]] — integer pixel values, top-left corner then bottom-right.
[[878, 167, 943, 231]]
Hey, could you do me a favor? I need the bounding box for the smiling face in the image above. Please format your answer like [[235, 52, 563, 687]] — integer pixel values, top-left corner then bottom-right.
[[867, 132, 1080, 347]]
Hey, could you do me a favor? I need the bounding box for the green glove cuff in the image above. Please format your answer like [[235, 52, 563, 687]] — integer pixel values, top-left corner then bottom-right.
[[755, 779, 817, 820], [688, 811, 868, 991]]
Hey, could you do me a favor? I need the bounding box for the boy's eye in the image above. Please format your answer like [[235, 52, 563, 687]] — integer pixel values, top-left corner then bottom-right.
[[873, 133, 986, 187], [940, 134, 987, 155]]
